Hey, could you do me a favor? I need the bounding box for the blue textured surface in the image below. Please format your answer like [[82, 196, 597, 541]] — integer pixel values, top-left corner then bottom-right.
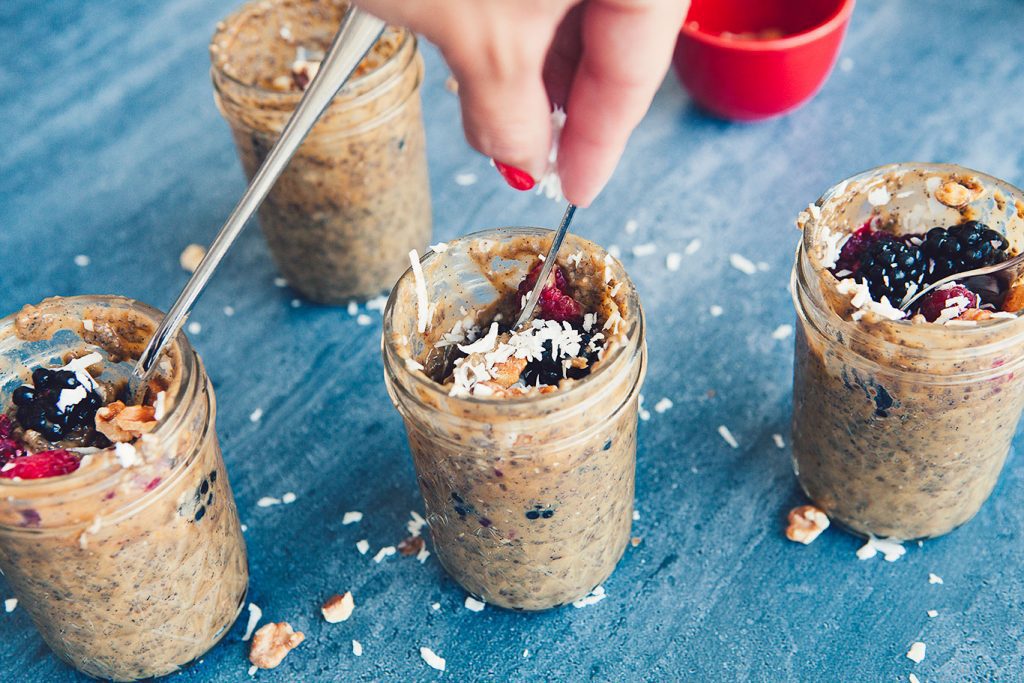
[[2, 0, 1024, 680]]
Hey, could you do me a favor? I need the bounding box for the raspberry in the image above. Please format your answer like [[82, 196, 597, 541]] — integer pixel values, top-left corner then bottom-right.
[[517, 262, 582, 322], [834, 223, 896, 274], [0, 449, 80, 479], [0, 414, 13, 439], [916, 284, 980, 322]]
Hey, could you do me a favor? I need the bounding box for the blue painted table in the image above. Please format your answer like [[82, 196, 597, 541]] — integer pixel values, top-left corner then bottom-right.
[[2, 0, 1023, 680]]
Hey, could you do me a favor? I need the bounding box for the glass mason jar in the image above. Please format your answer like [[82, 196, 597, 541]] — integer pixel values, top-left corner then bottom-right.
[[382, 228, 647, 611], [0, 296, 248, 681], [210, 0, 432, 304], [792, 163, 1024, 540]]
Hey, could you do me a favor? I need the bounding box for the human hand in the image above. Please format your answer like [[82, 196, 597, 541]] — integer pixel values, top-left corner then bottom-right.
[[353, 0, 690, 207]]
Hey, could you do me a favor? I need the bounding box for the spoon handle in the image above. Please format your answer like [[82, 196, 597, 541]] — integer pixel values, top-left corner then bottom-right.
[[133, 8, 385, 384], [512, 203, 577, 330]]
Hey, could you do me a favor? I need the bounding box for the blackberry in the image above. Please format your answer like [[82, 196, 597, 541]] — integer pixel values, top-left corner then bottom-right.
[[12, 366, 102, 443], [858, 239, 927, 304], [920, 221, 1008, 281], [520, 339, 563, 386]]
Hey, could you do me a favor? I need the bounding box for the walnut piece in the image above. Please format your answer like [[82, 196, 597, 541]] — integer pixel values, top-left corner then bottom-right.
[[935, 176, 983, 208], [94, 401, 157, 443], [957, 308, 994, 322], [785, 505, 830, 545], [1003, 283, 1024, 313], [179, 244, 206, 273], [489, 357, 527, 388], [249, 622, 305, 669], [321, 592, 355, 624]]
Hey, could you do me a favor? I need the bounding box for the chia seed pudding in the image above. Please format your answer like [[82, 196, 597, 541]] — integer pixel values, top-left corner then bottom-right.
[[383, 228, 647, 610], [211, 0, 431, 304], [0, 296, 248, 681], [792, 163, 1024, 539]]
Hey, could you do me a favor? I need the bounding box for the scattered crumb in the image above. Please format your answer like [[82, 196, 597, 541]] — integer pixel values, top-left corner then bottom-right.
[[398, 536, 425, 557], [249, 622, 304, 670], [906, 641, 926, 663], [74, 254, 90, 267], [685, 238, 702, 255], [857, 535, 906, 561], [632, 243, 657, 257], [632, 510, 641, 521], [464, 596, 485, 612], [352, 640, 363, 657], [710, 305, 723, 317], [4, 598, 16, 613], [431, 602, 441, 611], [630, 536, 642, 547], [321, 592, 355, 623], [454, 173, 477, 186], [224, 305, 235, 316], [356, 314, 372, 326], [342, 511, 363, 525], [624, 219, 639, 234], [274, 277, 288, 287], [572, 585, 606, 608], [785, 505, 830, 544], [638, 395, 651, 421], [187, 321, 202, 335], [373, 546, 396, 563], [417, 545, 431, 563], [654, 397, 673, 413], [179, 244, 206, 273], [729, 253, 758, 275], [282, 492, 296, 504], [82, 318, 95, 332], [248, 664, 257, 676], [356, 539, 370, 555], [241, 524, 248, 532], [717, 425, 739, 448], [773, 434, 785, 449], [347, 301, 358, 316], [927, 610, 938, 618], [242, 603, 262, 641], [929, 573, 944, 585], [249, 408, 263, 423], [909, 674, 920, 683], [257, 497, 281, 508], [771, 324, 793, 340], [420, 646, 446, 672], [407, 510, 428, 537], [666, 253, 682, 271]]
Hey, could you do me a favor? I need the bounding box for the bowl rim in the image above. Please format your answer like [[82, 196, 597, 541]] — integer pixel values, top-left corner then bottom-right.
[[679, 0, 856, 52]]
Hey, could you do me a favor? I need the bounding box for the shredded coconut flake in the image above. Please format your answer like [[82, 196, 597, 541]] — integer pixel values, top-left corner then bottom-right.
[[572, 585, 606, 608], [666, 253, 682, 271], [356, 539, 370, 555], [929, 573, 944, 584], [772, 434, 785, 449], [282, 492, 297, 504], [454, 173, 477, 187], [4, 598, 17, 613], [771, 324, 794, 340], [409, 249, 429, 334], [906, 641, 926, 663], [407, 510, 428, 537], [342, 511, 363, 525], [242, 603, 262, 641], [464, 596, 485, 612], [927, 610, 938, 618], [624, 219, 639, 234], [249, 408, 263, 423], [685, 238, 702, 255], [356, 314, 372, 326], [429, 241, 449, 253], [632, 243, 657, 257], [114, 442, 142, 468], [256, 497, 281, 508], [373, 546, 396, 563], [420, 647, 446, 671], [710, 305, 723, 317], [729, 254, 758, 275], [352, 640, 363, 656], [654, 398, 673, 413], [856, 535, 906, 561], [718, 425, 738, 448], [74, 254, 90, 267]]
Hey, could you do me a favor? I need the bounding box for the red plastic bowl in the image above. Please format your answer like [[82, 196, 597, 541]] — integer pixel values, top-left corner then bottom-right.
[[673, 0, 856, 121]]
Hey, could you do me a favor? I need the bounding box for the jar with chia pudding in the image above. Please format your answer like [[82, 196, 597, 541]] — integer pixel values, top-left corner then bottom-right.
[[382, 228, 647, 610], [0, 296, 248, 681], [210, 0, 431, 304], [792, 163, 1024, 540]]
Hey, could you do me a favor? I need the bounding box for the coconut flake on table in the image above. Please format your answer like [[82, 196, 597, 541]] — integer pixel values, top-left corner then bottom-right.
[[420, 647, 447, 672], [416, 545, 431, 563], [929, 573, 944, 584], [454, 173, 477, 186], [906, 641, 926, 663], [373, 546, 396, 563], [927, 610, 938, 618], [654, 398, 673, 413], [464, 596, 485, 612], [352, 640, 363, 656], [856, 535, 906, 561], [223, 306, 235, 316], [771, 324, 794, 340], [282, 492, 297, 504], [632, 243, 657, 257], [356, 314, 372, 326], [347, 301, 358, 316], [729, 253, 758, 275], [407, 510, 428, 537], [273, 277, 288, 288], [666, 253, 682, 271], [4, 598, 17, 613], [624, 219, 639, 234], [685, 238, 702, 255], [718, 425, 739, 448], [572, 585, 606, 608], [772, 434, 785, 449], [242, 603, 262, 641], [256, 497, 282, 508], [187, 321, 202, 335], [249, 408, 263, 423], [356, 539, 370, 555], [638, 395, 650, 421], [710, 305, 723, 317], [342, 511, 363, 525]]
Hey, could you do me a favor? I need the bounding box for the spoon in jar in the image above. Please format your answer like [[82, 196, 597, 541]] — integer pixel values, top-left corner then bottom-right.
[[511, 202, 578, 330], [128, 7, 386, 400], [899, 252, 1024, 313]]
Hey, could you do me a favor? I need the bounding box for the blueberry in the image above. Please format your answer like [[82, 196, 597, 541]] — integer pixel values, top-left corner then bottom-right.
[[31, 368, 52, 388], [12, 386, 34, 406], [541, 510, 554, 519], [525, 510, 540, 520], [603, 439, 612, 451]]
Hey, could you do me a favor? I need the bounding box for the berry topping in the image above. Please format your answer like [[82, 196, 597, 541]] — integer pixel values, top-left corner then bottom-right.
[[920, 221, 1009, 280], [916, 284, 981, 322], [0, 449, 80, 480], [857, 239, 927, 304], [517, 262, 583, 322], [834, 223, 896, 274], [0, 416, 25, 465], [12, 364, 103, 444]]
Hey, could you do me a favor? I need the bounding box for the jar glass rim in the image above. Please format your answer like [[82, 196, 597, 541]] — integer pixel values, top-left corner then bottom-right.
[[0, 295, 200, 504], [382, 227, 645, 408]]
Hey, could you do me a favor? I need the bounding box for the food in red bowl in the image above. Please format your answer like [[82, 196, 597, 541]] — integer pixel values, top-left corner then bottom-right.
[[673, 0, 856, 121]]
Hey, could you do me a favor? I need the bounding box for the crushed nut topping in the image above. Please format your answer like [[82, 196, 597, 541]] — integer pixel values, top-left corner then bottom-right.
[[785, 505, 830, 545], [94, 401, 157, 443], [397, 535, 425, 556], [321, 592, 355, 623], [1003, 284, 1024, 313], [249, 622, 305, 669], [179, 244, 206, 273]]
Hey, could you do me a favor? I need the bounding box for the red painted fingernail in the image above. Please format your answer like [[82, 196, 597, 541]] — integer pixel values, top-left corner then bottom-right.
[[493, 161, 536, 191]]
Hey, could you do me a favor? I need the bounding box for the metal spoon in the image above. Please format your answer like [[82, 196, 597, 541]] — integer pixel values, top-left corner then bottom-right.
[[512, 203, 578, 330], [129, 7, 386, 399], [900, 252, 1024, 312]]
